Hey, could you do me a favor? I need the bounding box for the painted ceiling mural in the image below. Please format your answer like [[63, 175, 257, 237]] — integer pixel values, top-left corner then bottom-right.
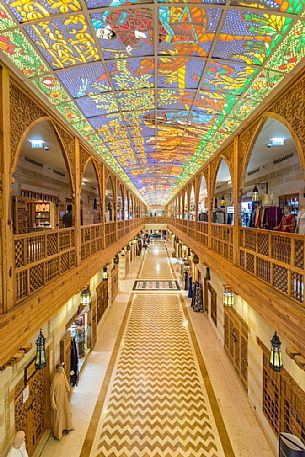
[[0, 1, 305, 204]]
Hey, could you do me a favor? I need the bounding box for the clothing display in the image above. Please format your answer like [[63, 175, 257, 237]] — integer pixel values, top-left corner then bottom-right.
[[198, 211, 208, 222], [250, 205, 283, 230], [296, 209, 305, 234], [70, 338, 79, 387], [50, 367, 73, 440], [191, 281, 204, 313], [188, 276, 193, 298], [276, 214, 295, 233]]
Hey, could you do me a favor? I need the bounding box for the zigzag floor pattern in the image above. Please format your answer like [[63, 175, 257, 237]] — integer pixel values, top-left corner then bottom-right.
[[92, 243, 225, 457]]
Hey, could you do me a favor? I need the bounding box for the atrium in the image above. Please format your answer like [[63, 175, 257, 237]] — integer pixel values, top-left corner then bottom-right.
[[0, 0, 305, 456]]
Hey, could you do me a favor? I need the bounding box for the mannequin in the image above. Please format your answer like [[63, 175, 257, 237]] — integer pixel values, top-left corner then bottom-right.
[[50, 363, 73, 440], [296, 207, 305, 235], [7, 431, 28, 457]]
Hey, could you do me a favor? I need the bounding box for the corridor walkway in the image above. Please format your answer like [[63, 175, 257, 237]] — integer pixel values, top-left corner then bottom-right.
[[39, 241, 274, 457], [88, 241, 230, 456]]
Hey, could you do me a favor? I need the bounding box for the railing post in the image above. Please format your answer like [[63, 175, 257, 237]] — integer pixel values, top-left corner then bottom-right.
[[74, 138, 82, 266], [233, 137, 240, 266]]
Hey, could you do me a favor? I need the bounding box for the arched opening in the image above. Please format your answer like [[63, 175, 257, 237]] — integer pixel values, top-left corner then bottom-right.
[[179, 194, 183, 219], [189, 185, 195, 220], [11, 120, 73, 233], [198, 175, 208, 222], [241, 117, 302, 232], [81, 160, 100, 225], [213, 159, 234, 225], [105, 177, 115, 222], [183, 192, 188, 220], [117, 185, 124, 221]]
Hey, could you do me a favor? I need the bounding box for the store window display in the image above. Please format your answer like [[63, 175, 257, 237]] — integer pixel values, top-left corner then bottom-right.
[[241, 117, 303, 233]]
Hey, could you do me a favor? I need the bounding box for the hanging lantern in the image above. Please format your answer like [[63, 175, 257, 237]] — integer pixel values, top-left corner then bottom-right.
[[192, 253, 199, 265], [126, 244, 130, 251], [80, 287, 91, 305], [252, 185, 259, 202], [205, 267, 211, 281], [220, 196, 226, 208], [102, 266, 108, 280], [114, 255, 119, 264], [269, 332, 283, 372], [223, 286, 235, 306], [35, 329, 47, 370]]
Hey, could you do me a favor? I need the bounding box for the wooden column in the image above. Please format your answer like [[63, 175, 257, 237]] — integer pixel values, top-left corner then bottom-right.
[[102, 166, 106, 248], [0, 67, 14, 312], [207, 164, 212, 250], [74, 138, 82, 266], [232, 137, 240, 266]]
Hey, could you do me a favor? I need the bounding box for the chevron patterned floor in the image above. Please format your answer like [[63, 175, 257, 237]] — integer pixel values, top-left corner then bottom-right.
[[89, 242, 229, 457]]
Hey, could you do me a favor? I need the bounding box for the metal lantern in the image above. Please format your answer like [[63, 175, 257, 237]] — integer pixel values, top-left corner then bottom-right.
[[35, 329, 47, 370], [205, 267, 211, 281], [220, 196, 226, 208], [252, 185, 259, 202], [269, 332, 283, 372], [114, 255, 120, 264], [126, 244, 130, 251], [80, 287, 91, 305], [223, 287, 235, 306], [192, 253, 199, 265], [102, 266, 108, 280]]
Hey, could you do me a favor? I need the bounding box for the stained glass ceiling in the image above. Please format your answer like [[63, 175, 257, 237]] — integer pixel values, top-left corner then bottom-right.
[[0, 1, 305, 205]]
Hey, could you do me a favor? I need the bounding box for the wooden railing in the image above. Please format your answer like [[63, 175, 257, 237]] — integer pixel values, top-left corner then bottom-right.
[[168, 217, 305, 307], [144, 217, 168, 224], [240, 228, 304, 304], [81, 223, 104, 261], [14, 228, 75, 302], [211, 223, 233, 261], [105, 221, 117, 247], [13, 219, 145, 304]]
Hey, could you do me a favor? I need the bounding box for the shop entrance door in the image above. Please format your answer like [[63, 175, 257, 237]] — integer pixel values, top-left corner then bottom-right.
[[14, 357, 50, 456]]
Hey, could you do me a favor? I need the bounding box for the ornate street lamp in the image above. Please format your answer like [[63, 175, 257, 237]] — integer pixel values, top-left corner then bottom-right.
[[269, 332, 283, 372], [205, 267, 211, 282], [102, 266, 108, 280], [223, 286, 235, 306], [252, 185, 259, 202], [80, 287, 91, 305], [35, 329, 47, 370]]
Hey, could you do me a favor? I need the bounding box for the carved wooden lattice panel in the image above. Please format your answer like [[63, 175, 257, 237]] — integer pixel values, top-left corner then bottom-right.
[[111, 265, 119, 302], [96, 279, 108, 324], [209, 284, 217, 327], [224, 307, 248, 392], [260, 340, 305, 444]]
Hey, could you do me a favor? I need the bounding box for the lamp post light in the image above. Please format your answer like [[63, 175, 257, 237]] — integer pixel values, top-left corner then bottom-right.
[[269, 332, 283, 372], [223, 286, 235, 306], [35, 329, 47, 370]]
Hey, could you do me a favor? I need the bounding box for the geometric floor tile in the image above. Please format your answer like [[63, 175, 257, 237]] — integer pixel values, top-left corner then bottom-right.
[[132, 280, 180, 290], [91, 243, 228, 456]]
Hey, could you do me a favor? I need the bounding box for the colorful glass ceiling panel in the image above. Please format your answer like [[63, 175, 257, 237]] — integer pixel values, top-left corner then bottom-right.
[[0, 0, 305, 204]]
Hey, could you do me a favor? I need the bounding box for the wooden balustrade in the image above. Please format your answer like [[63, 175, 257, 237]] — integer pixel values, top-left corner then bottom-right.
[[14, 228, 75, 303], [81, 223, 104, 261], [105, 221, 117, 247], [188, 220, 196, 240], [240, 228, 304, 305], [13, 219, 144, 305], [211, 223, 233, 261], [197, 221, 209, 246]]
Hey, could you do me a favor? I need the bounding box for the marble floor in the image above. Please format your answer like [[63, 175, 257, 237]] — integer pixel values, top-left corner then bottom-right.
[[38, 241, 275, 457]]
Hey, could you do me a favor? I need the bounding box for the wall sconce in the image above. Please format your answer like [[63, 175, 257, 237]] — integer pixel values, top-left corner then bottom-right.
[[102, 266, 108, 280], [252, 185, 259, 202], [205, 267, 211, 282], [114, 255, 120, 264], [126, 244, 130, 251], [192, 253, 199, 265], [80, 287, 91, 305], [223, 286, 235, 306], [269, 332, 283, 372], [35, 329, 47, 370], [220, 196, 225, 208]]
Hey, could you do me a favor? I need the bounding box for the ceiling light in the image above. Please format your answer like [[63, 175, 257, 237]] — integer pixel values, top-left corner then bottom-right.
[[29, 139, 44, 149], [270, 137, 286, 146]]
